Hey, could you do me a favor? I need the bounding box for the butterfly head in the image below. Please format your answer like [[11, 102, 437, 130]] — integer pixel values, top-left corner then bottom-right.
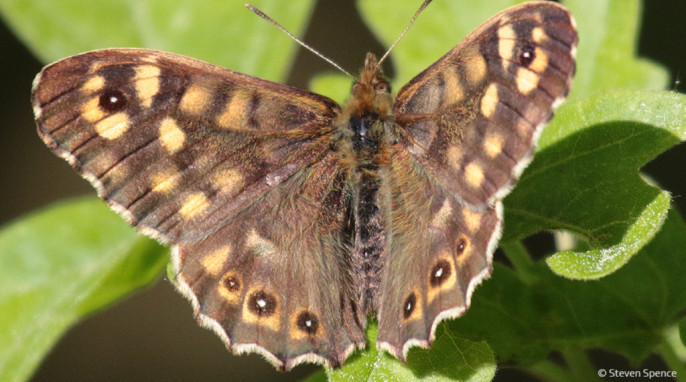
[[349, 53, 392, 117]]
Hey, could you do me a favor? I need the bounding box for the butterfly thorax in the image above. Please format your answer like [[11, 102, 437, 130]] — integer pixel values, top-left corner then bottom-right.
[[338, 53, 395, 315]]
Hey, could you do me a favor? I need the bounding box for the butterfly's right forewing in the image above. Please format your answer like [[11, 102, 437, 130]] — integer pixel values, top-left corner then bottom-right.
[[394, 2, 577, 207]]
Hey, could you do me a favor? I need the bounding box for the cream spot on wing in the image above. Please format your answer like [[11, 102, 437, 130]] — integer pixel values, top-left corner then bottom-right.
[[465, 162, 484, 188], [442, 69, 463, 105], [498, 24, 517, 70], [81, 76, 105, 93], [462, 208, 482, 233], [516, 67, 540, 94], [517, 119, 533, 138], [529, 47, 549, 73], [81, 97, 106, 122], [432, 199, 453, 228], [447, 145, 463, 171], [180, 82, 212, 114], [218, 89, 251, 129], [480, 83, 499, 118], [179, 192, 209, 219], [532, 27, 548, 43], [201, 245, 230, 276], [134, 65, 161, 108], [483, 131, 504, 158], [158, 117, 186, 154], [246, 229, 276, 256], [151, 168, 181, 193], [465, 48, 487, 85], [95, 113, 129, 139], [213, 167, 244, 196], [88, 61, 106, 73]]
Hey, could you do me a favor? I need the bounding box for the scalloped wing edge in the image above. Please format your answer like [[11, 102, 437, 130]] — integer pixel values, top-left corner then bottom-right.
[[376, 202, 503, 361], [169, 246, 364, 370]]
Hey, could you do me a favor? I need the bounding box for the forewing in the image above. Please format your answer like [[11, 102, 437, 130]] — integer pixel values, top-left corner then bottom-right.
[[32, 48, 340, 243], [173, 152, 365, 369], [394, 2, 577, 207], [376, 147, 501, 360]]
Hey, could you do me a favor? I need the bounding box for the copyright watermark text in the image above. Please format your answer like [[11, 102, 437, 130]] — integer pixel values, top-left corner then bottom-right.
[[597, 368, 677, 379]]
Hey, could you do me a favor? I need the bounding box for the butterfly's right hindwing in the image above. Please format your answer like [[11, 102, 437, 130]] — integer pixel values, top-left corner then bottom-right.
[[32, 48, 341, 243]]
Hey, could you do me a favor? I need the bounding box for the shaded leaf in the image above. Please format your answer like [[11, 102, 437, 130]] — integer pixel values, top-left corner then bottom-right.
[[0, 198, 167, 382], [451, 208, 686, 365], [504, 90, 686, 278]]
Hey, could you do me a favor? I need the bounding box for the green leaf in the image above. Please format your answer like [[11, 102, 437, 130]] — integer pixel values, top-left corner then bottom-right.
[[504, 90, 686, 279], [451, 208, 686, 365], [0, 0, 316, 81], [564, 0, 669, 99], [327, 324, 496, 382], [0, 198, 167, 382]]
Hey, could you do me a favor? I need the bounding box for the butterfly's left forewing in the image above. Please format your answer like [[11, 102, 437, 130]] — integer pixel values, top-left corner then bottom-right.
[[32, 48, 340, 243]]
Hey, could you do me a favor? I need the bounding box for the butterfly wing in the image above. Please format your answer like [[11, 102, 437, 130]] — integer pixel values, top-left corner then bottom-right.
[[32, 49, 364, 368], [393, 2, 577, 207], [32, 48, 339, 243], [174, 151, 365, 369], [376, 147, 501, 360], [377, 2, 577, 357]]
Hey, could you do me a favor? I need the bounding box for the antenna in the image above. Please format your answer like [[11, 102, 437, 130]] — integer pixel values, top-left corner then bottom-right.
[[377, 0, 432, 67], [245, 3, 354, 79]]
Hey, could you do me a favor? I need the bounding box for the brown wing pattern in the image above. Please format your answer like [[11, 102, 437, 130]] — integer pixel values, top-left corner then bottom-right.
[[394, 2, 577, 207], [376, 147, 501, 359], [173, 152, 364, 369], [32, 48, 340, 243]]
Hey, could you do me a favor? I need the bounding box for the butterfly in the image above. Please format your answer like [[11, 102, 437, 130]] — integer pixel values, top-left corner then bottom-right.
[[31, 0, 576, 370]]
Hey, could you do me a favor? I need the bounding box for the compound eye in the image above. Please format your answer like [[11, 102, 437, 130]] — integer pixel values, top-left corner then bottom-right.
[[374, 81, 390, 93]]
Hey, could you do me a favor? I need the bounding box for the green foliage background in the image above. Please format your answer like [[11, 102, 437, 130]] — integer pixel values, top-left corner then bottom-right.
[[0, 0, 684, 381]]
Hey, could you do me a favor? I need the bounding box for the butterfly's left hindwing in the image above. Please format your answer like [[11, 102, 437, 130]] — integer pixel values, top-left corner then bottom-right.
[[174, 152, 365, 369], [32, 48, 340, 243]]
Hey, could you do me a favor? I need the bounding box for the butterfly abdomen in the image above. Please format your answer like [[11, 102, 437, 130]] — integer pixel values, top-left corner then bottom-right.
[[341, 57, 397, 315]]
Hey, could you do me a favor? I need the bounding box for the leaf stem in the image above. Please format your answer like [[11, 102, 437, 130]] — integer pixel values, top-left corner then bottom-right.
[[659, 327, 686, 377], [562, 348, 602, 382], [527, 360, 577, 382], [500, 240, 536, 284]]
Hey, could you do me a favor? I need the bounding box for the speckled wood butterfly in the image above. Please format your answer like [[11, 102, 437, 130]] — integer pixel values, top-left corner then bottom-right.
[[31, 0, 576, 370]]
